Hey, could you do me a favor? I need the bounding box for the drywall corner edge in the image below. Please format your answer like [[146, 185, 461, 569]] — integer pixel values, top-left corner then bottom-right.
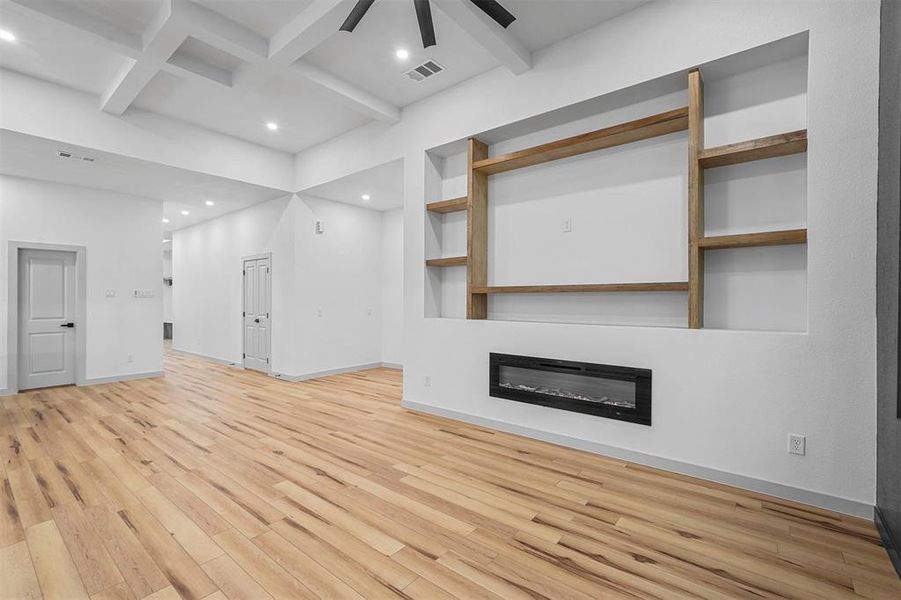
[[401, 399, 875, 519]]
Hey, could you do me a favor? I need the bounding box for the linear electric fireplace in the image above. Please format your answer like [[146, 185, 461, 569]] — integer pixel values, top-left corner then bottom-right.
[[489, 353, 651, 425]]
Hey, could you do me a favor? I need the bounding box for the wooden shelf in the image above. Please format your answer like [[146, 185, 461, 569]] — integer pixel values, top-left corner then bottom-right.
[[426, 197, 467, 214], [471, 282, 689, 294], [426, 256, 467, 267], [698, 130, 807, 169], [472, 107, 689, 176], [697, 229, 807, 250]]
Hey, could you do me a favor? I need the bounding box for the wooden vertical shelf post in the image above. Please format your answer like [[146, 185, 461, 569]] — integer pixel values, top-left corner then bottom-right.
[[687, 68, 705, 329], [467, 138, 489, 319]]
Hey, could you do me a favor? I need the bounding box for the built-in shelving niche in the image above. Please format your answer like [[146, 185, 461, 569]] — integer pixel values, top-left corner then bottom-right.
[[424, 32, 808, 331]]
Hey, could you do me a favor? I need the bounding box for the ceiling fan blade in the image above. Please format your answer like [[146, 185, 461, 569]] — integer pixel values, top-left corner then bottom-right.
[[340, 0, 376, 32], [469, 0, 515, 28], [413, 0, 437, 48]]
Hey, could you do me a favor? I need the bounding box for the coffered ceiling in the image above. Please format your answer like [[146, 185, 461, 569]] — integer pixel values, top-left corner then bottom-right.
[[0, 0, 646, 154]]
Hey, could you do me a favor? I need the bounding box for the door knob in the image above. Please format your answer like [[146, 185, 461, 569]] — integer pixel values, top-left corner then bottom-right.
[[254, 318, 260, 323], [60, 322, 75, 328]]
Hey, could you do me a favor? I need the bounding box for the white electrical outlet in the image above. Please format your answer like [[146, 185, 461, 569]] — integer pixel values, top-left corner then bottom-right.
[[105, 289, 116, 298], [315, 220, 324, 234], [424, 375, 431, 388], [127, 354, 134, 363], [788, 434, 806, 456], [562, 218, 572, 233], [317, 308, 323, 317]]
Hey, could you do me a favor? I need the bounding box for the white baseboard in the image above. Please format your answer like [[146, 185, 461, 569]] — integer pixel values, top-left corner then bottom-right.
[[381, 362, 403, 370], [170, 347, 240, 366], [402, 399, 874, 520], [272, 362, 395, 382], [0, 371, 163, 395], [83, 371, 164, 385]]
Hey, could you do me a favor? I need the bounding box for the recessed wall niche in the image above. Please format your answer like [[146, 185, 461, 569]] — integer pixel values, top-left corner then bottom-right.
[[424, 33, 808, 332]]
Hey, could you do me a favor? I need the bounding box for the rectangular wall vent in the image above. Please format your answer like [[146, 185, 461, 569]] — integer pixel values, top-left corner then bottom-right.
[[404, 60, 444, 82]]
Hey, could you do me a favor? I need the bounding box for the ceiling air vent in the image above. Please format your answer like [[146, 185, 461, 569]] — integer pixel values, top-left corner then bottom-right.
[[405, 60, 444, 82], [57, 150, 96, 162]]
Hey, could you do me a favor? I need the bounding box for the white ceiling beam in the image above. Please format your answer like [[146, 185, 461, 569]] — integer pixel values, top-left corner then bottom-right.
[[268, 0, 354, 65], [8, 0, 142, 57], [292, 62, 401, 122], [433, 0, 531, 75], [101, 59, 161, 115], [13, 0, 399, 124], [176, 1, 400, 122], [101, 1, 186, 115], [173, 0, 269, 62]]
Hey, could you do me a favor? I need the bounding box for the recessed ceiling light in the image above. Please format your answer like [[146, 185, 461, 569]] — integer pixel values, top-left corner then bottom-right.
[[205, 200, 215, 206], [0, 30, 16, 43], [395, 48, 409, 60], [181, 210, 190, 215], [266, 121, 278, 131], [161, 218, 169, 223], [361, 194, 371, 201]]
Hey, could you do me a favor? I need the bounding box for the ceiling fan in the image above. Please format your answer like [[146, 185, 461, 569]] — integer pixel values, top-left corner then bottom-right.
[[339, 0, 516, 48]]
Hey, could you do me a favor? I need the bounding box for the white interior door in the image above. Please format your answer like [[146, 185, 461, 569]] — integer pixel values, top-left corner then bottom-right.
[[18, 249, 77, 390], [243, 256, 271, 372]]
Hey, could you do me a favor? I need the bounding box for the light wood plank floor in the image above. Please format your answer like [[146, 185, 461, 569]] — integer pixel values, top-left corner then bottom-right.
[[2, 350, 898, 599]]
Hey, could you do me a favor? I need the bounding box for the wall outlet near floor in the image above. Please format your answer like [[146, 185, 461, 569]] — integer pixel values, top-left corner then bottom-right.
[[424, 375, 431, 388], [315, 220, 324, 234], [562, 217, 572, 233], [788, 434, 806, 456], [127, 354, 134, 363], [105, 289, 116, 298]]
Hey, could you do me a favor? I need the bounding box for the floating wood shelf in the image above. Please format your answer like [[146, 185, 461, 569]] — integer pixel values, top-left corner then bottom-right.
[[472, 107, 690, 176], [697, 229, 807, 250], [426, 196, 467, 214], [698, 130, 807, 169], [471, 282, 689, 294], [426, 256, 467, 267], [433, 68, 808, 326]]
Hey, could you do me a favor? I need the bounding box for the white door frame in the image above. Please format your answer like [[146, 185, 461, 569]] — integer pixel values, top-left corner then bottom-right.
[[242, 252, 271, 372], [6, 241, 87, 394]]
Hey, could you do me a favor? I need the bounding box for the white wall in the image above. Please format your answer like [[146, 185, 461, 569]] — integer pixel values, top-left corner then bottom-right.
[[381, 209, 404, 365], [0, 175, 163, 390], [292, 196, 384, 375], [173, 194, 399, 377], [173, 195, 296, 371], [292, 0, 881, 512]]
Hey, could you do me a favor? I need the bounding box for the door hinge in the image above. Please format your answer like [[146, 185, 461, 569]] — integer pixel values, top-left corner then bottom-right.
[[266, 313, 269, 319], [242, 311, 245, 317], [266, 358, 269, 364], [242, 353, 245, 359], [267, 267, 270, 273], [242, 270, 246, 276]]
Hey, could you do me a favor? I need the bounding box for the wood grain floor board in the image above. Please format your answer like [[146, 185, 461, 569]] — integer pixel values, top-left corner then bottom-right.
[[0, 348, 896, 598]]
